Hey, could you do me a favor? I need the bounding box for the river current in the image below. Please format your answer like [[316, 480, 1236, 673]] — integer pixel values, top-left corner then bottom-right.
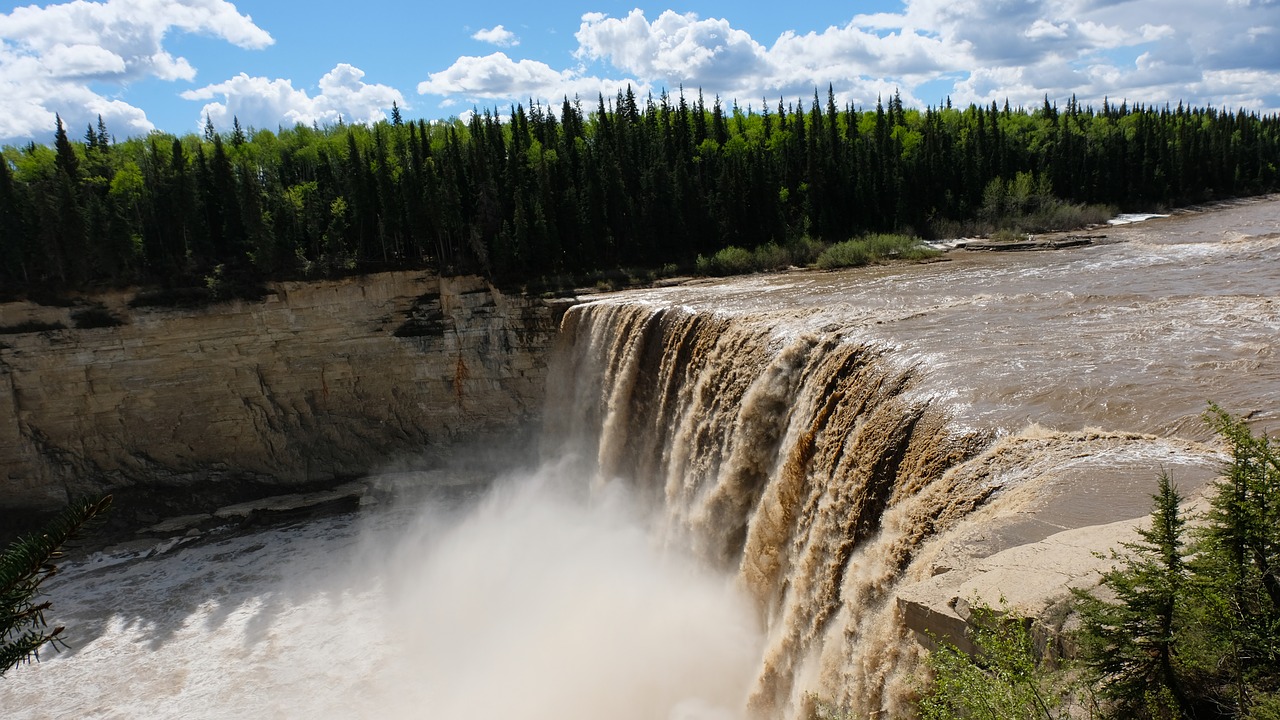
[[2, 197, 1277, 719]]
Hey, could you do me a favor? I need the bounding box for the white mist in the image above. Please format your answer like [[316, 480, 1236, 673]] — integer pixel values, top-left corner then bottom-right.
[[0, 460, 763, 720]]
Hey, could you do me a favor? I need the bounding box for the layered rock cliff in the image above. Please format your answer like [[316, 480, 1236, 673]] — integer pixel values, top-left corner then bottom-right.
[[0, 273, 570, 519]]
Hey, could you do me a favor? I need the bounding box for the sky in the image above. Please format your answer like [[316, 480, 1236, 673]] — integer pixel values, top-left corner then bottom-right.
[[1, 0, 1278, 146]]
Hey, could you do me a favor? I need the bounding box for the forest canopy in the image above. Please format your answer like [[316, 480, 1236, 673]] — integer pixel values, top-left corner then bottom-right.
[[2, 89, 1278, 296]]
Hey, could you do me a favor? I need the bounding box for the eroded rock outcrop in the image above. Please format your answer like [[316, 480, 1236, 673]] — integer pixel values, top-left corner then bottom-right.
[[0, 272, 571, 518]]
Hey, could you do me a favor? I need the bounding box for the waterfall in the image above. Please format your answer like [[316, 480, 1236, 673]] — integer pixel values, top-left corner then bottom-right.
[[8, 206, 1271, 719], [544, 300, 1004, 716]]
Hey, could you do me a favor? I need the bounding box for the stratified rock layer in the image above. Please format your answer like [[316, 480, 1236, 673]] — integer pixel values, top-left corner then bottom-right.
[[0, 272, 569, 514]]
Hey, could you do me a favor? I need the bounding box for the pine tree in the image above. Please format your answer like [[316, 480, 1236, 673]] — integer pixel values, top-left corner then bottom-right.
[[1191, 404, 1280, 713], [0, 151, 30, 285], [49, 114, 90, 284], [1, 496, 112, 676], [1075, 472, 1190, 718]]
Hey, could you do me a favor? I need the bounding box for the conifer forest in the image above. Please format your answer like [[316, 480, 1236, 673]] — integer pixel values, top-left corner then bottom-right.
[[2, 88, 1278, 296]]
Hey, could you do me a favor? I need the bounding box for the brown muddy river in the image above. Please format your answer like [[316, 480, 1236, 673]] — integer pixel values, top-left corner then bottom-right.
[[610, 196, 1280, 441]]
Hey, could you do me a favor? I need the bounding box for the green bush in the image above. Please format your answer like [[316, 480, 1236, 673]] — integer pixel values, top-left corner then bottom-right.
[[815, 233, 939, 269], [751, 242, 792, 271], [788, 236, 827, 266], [816, 240, 872, 269], [694, 234, 937, 276], [990, 228, 1028, 243], [864, 233, 942, 260], [918, 600, 1073, 720], [696, 246, 756, 276]]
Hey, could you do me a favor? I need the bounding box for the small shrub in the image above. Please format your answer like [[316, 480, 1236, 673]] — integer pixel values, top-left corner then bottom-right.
[[752, 242, 792, 271], [788, 235, 828, 266], [900, 243, 943, 261], [696, 246, 756, 276], [926, 217, 967, 241], [817, 233, 938, 269], [918, 600, 1075, 720], [816, 240, 872, 269], [865, 233, 930, 258], [990, 228, 1026, 243]]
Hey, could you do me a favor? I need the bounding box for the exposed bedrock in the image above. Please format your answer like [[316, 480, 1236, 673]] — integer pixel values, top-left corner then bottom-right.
[[0, 272, 571, 522]]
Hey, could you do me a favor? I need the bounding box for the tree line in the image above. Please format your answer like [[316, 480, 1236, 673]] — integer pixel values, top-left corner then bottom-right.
[[2, 89, 1278, 296]]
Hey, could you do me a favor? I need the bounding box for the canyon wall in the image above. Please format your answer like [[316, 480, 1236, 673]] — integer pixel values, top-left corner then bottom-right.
[[0, 273, 570, 517]]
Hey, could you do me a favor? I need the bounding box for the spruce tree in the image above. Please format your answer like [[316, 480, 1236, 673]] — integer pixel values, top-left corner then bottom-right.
[[1076, 471, 1190, 718], [1191, 404, 1280, 713], [1, 496, 111, 675], [0, 151, 29, 285]]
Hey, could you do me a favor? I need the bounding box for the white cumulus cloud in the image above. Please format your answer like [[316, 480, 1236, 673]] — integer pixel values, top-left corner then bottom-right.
[[416, 3, 1279, 117], [0, 45, 154, 141], [0, 0, 272, 143], [183, 63, 405, 131], [472, 25, 519, 47], [40, 43, 127, 77], [575, 9, 769, 88], [418, 51, 643, 108]]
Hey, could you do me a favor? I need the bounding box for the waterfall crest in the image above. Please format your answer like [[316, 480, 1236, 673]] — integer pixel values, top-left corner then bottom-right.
[[545, 300, 1005, 715]]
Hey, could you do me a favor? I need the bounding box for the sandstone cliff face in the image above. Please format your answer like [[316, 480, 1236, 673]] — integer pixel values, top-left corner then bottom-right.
[[0, 273, 570, 515]]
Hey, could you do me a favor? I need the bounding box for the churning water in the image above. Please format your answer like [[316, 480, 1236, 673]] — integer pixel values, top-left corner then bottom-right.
[[3, 197, 1278, 719]]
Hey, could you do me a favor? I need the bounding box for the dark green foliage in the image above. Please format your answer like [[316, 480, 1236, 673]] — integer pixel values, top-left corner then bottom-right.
[[1, 495, 111, 675], [918, 601, 1073, 719], [693, 237, 845, 276], [695, 245, 755, 276], [4, 94, 1279, 294], [1191, 405, 1280, 714], [1075, 407, 1280, 718], [815, 239, 872, 269], [918, 409, 1280, 719], [977, 171, 1117, 235], [816, 233, 940, 269], [1075, 472, 1190, 719]]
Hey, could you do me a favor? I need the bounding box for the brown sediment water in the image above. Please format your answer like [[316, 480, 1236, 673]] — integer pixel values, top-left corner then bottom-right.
[[540, 196, 1280, 715], [1, 198, 1276, 719]]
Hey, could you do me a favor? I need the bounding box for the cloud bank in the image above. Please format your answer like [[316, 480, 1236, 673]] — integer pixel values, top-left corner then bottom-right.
[[183, 63, 404, 132], [0, 0, 272, 142], [1, 1, 1276, 145], [419, 2, 1280, 116]]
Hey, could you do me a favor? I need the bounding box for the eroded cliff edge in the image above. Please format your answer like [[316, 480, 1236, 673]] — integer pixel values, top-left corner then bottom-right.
[[0, 272, 573, 521]]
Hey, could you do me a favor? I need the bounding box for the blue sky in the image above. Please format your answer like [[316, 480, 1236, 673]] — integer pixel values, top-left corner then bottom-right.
[[1, 0, 1278, 145]]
